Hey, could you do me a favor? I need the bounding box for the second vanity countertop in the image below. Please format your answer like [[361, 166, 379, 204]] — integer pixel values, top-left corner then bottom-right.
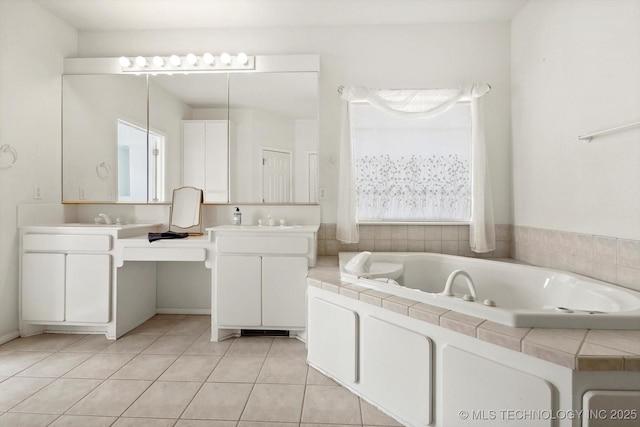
[[207, 225, 320, 233], [308, 256, 640, 372]]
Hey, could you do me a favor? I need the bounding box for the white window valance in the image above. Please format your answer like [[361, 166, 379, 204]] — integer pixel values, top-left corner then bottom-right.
[[340, 84, 490, 117], [337, 84, 496, 253]]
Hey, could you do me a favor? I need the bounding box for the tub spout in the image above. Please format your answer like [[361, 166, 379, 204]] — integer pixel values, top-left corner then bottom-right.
[[441, 270, 478, 301]]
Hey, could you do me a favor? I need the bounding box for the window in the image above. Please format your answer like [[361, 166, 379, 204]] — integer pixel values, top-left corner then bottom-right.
[[117, 120, 165, 202], [351, 102, 472, 222]]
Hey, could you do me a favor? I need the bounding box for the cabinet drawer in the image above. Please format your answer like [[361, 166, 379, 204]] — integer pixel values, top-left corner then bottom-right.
[[121, 247, 206, 262], [23, 234, 111, 252], [217, 236, 309, 255]]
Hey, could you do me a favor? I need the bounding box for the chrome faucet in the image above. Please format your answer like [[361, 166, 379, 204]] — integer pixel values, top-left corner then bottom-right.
[[441, 270, 478, 301], [98, 213, 112, 224]]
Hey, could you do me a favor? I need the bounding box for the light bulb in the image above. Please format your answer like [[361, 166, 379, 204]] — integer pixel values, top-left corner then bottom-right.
[[237, 52, 248, 65], [220, 52, 231, 65], [152, 56, 165, 67], [169, 55, 181, 66], [135, 56, 147, 67], [186, 53, 198, 66], [202, 52, 214, 65], [118, 56, 132, 67]]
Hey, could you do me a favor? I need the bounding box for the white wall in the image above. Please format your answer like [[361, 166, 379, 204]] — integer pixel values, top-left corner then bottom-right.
[[77, 22, 512, 224], [0, 0, 77, 340], [511, 0, 640, 239], [294, 119, 319, 202]]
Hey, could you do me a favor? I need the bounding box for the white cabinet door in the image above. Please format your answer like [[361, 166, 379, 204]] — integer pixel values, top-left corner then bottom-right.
[[262, 256, 308, 327], [66, 254, 111, 323], [307, 297, 359, 383], [216, 255, 262, 326], [361, 316, 432, 426], [442, 346, 554, 427], [583, 390, 640, 427], [204, 121, 228, 203], [22, 253, 66, 322]]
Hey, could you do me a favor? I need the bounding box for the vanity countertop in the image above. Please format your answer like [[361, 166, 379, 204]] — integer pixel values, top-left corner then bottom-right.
[[20, 223, 162, 238], [207, 225, 320, 233], [308, 256, 640, 372]]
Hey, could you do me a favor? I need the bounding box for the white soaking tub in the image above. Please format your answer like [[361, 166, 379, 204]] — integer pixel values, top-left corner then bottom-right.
[[339, 252, 640, 329]]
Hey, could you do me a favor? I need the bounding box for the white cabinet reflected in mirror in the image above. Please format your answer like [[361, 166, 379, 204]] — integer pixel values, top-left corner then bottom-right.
[[149, 73, 228, 203], [229, 72, 319, 203]]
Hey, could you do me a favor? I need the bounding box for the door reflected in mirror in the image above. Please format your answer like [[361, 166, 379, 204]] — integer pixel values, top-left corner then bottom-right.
[[228, 72, 318, 203]]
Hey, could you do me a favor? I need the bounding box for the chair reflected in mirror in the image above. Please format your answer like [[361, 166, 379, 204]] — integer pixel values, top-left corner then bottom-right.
[[169, 186, 204, 235]]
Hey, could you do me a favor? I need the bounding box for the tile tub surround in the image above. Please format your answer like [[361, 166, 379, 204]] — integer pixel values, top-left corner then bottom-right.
[[0, 315, 401, 426], [317, 223, 512, 258], [309, 257, 640, 371], [512, 225, 640, 292]]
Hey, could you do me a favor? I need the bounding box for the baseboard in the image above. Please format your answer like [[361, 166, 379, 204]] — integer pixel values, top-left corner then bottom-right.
[[155, 308, 211, 315], [0, 330, 20, 345]]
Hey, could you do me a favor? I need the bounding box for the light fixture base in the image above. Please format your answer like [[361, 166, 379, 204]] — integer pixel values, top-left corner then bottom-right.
[[120, 54, 255, 73]]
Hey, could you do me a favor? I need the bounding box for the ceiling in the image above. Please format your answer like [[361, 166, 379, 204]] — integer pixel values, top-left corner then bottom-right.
[[35, 0, 528, 31]]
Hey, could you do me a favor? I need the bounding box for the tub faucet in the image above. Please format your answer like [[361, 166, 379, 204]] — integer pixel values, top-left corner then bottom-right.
[[98, 213, 112, 224], [441, 270, 478, 301]]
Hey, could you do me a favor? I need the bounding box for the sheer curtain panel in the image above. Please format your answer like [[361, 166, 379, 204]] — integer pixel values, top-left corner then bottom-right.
[[336, 84, 495, 252]]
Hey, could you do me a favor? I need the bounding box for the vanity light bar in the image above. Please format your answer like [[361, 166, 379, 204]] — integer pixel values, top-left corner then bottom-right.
[[118, 53, 254, 73]]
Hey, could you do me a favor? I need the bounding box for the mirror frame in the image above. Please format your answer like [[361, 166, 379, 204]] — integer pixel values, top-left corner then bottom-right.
[[61, 55, 320, 205], [169, 186, 204, 235]]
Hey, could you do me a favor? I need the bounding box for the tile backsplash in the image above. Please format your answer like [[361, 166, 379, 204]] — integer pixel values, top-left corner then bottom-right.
[[317, 224, 512, 258], [512, 225, 640, 292]]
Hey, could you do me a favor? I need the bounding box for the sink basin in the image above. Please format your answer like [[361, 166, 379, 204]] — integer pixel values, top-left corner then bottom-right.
[[243, 225, 300, 229], [207, 224, 319, 234], [62, 223, 151, 229], [62, 223, 120, 227], [210, 225, 305, 231]]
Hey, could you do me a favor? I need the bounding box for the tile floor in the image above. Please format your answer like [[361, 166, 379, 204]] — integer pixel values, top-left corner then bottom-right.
[[0, 315, 402, 427]]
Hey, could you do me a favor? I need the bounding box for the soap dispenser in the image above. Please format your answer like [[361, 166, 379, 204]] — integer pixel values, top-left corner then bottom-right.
[[232, 207, 242, 225]]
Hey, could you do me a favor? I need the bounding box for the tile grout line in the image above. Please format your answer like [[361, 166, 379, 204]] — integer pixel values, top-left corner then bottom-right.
[[59, 316, 184, 422], [236, 337, 274, 424], [114, 315, 216, 422], [173, 326, 236, 423]]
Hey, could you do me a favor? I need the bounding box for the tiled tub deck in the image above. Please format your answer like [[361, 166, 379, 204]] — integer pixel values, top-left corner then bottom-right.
[[308, 257, 640, 372]]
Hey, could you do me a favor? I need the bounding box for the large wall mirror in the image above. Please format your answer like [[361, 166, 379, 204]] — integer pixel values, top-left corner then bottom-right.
[[61, 57, 319, 204]]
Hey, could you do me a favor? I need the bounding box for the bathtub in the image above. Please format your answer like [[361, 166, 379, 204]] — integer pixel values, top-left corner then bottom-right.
[[339, 252, 640, 329]]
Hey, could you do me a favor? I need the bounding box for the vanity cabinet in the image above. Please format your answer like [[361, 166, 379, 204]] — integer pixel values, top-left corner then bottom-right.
[[183, 120, 228, 203], [216, 255, 308, 328], [22, 253, 110, 323], [209, 225, 318, 338], [21, 234, 112, 324]]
